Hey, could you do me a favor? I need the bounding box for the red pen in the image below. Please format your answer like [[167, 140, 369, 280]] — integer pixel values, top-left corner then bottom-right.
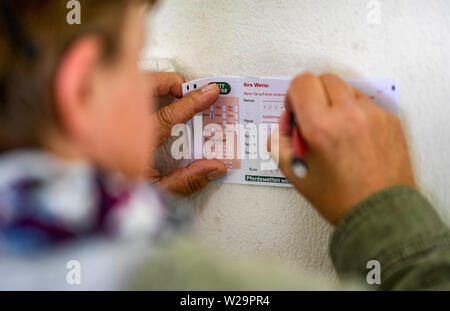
[[291, 117, 308, 178]]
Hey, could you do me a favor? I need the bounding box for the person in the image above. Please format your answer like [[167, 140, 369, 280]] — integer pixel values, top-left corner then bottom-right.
[[0, 0, 449, 290]]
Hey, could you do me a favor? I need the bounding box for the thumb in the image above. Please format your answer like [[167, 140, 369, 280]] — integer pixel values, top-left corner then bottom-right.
[[158, 159, 227, 196], [153, 83, 220, 146]]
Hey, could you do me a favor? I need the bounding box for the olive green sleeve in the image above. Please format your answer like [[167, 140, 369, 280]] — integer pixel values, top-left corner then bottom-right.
[[131, 237, 343, 291], [331, 186, 450, 290]]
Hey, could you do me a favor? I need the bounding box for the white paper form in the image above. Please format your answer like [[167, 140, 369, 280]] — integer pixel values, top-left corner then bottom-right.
[[182, 76, 399, 187]]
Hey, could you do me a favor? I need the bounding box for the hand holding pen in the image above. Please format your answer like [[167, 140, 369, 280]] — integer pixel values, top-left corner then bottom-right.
[[270, 73, 414, 225]]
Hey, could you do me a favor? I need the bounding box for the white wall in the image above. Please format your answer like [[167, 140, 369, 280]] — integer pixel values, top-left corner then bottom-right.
[[144, 0, 450, 278]]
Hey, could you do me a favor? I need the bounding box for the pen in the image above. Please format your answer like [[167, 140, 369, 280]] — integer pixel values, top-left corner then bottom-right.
[[291, 117, 308, 178]]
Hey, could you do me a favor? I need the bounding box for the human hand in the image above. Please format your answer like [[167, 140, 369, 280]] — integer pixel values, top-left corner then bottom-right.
[[147, 72, 227, 196], [270, 73, 415, 225]]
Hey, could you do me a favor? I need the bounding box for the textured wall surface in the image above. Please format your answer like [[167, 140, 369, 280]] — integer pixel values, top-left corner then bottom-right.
[[144, 0, 450, 278]]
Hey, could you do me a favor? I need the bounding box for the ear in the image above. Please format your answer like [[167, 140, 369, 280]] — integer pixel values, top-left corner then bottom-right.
[[53, 36, 103, 142]]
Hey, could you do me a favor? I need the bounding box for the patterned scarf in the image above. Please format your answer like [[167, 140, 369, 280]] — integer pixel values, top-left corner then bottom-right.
[[0, 150, 189, 254]]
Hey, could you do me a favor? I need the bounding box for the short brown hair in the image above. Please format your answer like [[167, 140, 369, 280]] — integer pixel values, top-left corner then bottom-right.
[[0, 0, 155, 151]]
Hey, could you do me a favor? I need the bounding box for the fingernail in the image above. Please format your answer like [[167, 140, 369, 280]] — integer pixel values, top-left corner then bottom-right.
[[207, 169, 225, 181], [202, 83, 219, 94]]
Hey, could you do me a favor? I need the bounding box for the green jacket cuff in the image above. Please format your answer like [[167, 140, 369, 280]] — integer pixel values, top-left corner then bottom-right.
[[330, 185, 450, 287]]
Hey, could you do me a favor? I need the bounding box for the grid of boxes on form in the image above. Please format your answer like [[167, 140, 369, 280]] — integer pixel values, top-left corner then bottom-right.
[[202, 96, 241, 170], [262, 100, 284, 115]]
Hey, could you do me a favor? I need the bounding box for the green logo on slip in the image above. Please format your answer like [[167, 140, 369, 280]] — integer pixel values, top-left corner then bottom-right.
[[209, 82, 231, 95]]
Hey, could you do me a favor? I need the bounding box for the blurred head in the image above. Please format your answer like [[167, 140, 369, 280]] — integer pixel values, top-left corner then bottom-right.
[[0, 0, 157, 178]]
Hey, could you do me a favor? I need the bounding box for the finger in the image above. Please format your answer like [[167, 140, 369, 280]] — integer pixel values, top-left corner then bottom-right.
[[148, 72, 185, 98], [158, 159, 227, 196], [354, 88, 374, 106], [319, 74, 355, 108], [287, 73, 329, 126], [354, 88, 370, 102], [153, 83, 220, 145], [279, 110, 292, 136], [352, 88, 384, 115], [284, 94, 293, 113]]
